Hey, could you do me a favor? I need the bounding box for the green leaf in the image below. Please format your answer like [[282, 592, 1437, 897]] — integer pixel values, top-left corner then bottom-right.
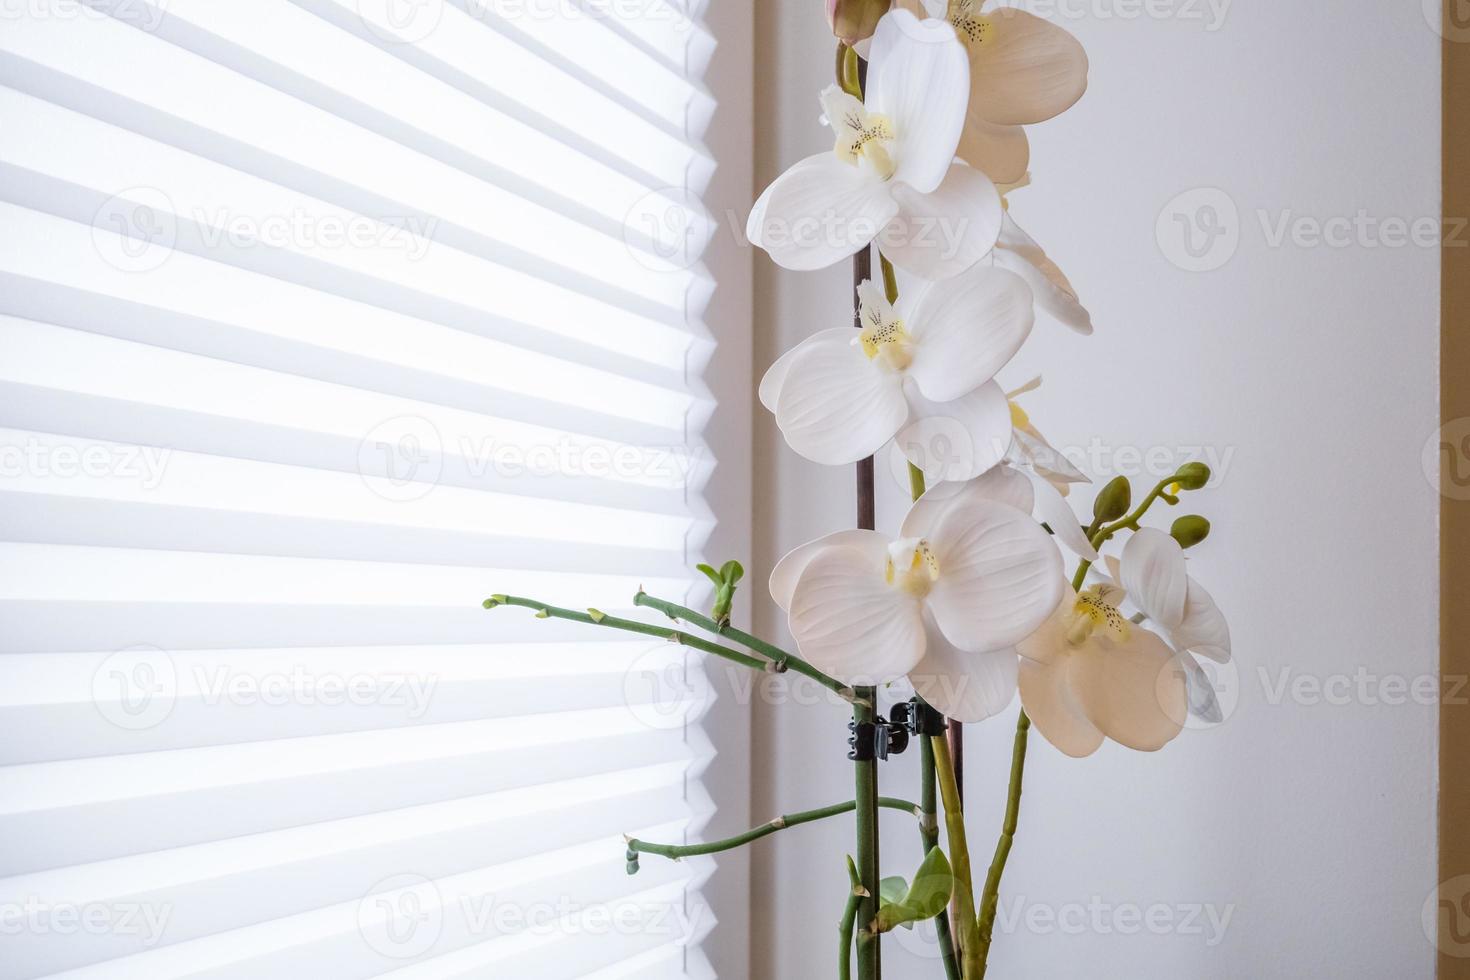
[[878, 876, 908, 907], [719, 560, 745, 585], [695, 564, 722, 586], [874, 847, 953, 933]]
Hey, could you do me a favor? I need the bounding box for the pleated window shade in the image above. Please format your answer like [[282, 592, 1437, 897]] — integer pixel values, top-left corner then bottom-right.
[[0, 1, 723, 976]]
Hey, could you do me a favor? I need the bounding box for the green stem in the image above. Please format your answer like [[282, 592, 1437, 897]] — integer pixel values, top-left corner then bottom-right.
[[854, 690, 880, 980], [484, 594, 862, 705], [628, 797, 921, 866], [933, 735, 981, 978], [974, 711, 1031, 975], [632, 591, 855, 704], [922, 730, 963, 980], [1071, 477, 1181, 589], [840, 856, 863, 980]]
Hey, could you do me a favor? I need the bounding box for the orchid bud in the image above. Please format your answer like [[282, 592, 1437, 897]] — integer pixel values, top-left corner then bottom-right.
[[827, 0, 889, 46], [1172, 462, 1212, 491], [1092, 476, 1132, 523], [1171, 515, 1212, 549]]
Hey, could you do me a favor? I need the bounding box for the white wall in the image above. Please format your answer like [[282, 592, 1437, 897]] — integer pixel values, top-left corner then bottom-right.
[[750, 1, 1443, 977]]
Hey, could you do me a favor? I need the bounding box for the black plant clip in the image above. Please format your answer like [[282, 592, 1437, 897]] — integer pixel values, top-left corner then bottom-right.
[[891, 698, 948, 738], [848, 717, 911, 762]]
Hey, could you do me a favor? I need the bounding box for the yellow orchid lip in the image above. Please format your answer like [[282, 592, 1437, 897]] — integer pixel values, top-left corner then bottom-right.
[[947, 0, 993, 47], [1066, 585, 1131, 646], [885, 539, 940, 596]]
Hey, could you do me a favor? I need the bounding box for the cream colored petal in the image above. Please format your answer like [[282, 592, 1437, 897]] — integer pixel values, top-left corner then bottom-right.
[[1070, 630, 1188, 753], [1019, 655, 1104, 758], [969, 9, 1089, 127], [958, 115, 1030, 185]]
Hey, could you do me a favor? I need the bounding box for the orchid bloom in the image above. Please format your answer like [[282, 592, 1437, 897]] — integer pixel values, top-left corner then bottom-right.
[[1005, 377, 1089, 495], [898, 0, 1088, 185], [994, 210, 1092, 335], [771, 492, 1063, 721], [904, 462, 1100, 565], [747, 10, 1004, 279], [1104, 528, 1234, 722], [1016, 582, 1188, 758], [761, 268, 1033, 479]]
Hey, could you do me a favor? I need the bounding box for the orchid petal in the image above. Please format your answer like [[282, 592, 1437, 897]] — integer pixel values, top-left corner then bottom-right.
[[910, 619, 1019, 722], [901, 464, 1035, 540], [1183, 655, 1225, 724], [749, 153, 898, 272], [884, 162, 1003, 279], [994, 214, 1092, 335], [789, 545, 928, 685], [776, 334, 909, 465], [759, 328, 851, 413], [906, 267, 1034, 403], [1070, 630, 1188, 752], [769, 529, 890, 612], [926, 498, 1064, 652], [1171, 578, 1232, 663], [1028, 470, 1099, 561], [1120, 528, 1189, 630], [958, 115, 1030, 185], [969, 9, 1088, 127], [898, 380, 1013, 483], [867, 9, 969, 194], [1019, 654, 1104, 758]]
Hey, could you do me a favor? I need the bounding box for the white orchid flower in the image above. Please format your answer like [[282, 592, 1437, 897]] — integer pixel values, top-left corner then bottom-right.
[[897, 0, 1088, 184], [1005, 377, 1089, 495], [747, 10, 1005, 279], [1103, 528, 1233, 722], [761, 268, 1033, 479], [770, 493, 1063, 721], [994, 211, 1092, 335], [1016, 574, 1190, 758], [904, 462, 1100, 564]]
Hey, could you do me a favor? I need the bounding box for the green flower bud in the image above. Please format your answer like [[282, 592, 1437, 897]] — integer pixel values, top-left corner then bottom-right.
[[1171, 515, 1212, 549], [1092, 476, 1132, 523], [827, 0, 890, 45], [1172, 462, 1212, 491]]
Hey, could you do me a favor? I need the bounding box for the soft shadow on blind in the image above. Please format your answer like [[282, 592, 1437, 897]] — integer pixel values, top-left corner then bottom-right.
[[0, 1, 723, 977]]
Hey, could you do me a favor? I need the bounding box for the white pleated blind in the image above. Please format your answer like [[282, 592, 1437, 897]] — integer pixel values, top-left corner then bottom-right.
[[0, 0, 724, 976]]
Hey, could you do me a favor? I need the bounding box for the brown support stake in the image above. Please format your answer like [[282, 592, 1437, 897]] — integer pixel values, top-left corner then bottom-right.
[[846, 49, 881, 980]]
